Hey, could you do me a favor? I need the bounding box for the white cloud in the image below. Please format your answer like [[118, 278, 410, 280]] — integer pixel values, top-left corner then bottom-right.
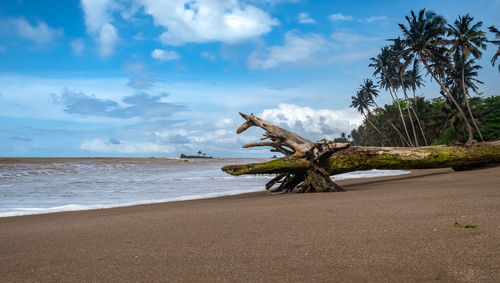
[[297, 12, 315, 24], [216, 118, 233, 128], [247, 32, 326, 70], [151, 49, 180, 61], [81, 138, 174, 153], [70, 39, 85, 55], [331, 32, 380, 44], [201, 51, 216, 61], [80, 0, 119, 57], [328, 13, 387, 23], [98, 23, 118, 56], [140, 0, 279, 45], [153, 121, 252, 146], [329, 13, 353, 21], [10, 17, 62, 46], [360, 16, 388, 23], [260, 104, 361, 140]]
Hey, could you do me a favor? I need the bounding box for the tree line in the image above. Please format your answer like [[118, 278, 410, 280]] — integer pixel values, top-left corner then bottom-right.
[[347, 9, 500, 147]]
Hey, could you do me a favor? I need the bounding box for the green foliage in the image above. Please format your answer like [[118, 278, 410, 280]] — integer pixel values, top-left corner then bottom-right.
[[431, 127, 457, 145], [350, 10, 500, 146], [477, 95, 500, 140], [333, 132, 351, 143], [351, 96, 499, 146]]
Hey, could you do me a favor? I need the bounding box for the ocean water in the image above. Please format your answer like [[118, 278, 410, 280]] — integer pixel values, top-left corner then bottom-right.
[[0, 158, 410, 217]]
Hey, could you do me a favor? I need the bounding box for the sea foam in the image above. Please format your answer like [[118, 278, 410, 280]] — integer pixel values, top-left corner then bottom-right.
[[0, 158, 410, 217]]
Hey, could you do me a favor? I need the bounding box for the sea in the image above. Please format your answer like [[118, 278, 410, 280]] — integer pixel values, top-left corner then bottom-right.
[[0, 158, 410, 217]]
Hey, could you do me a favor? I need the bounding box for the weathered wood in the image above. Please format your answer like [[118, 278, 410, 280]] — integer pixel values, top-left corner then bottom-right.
[[222, 141, 500, 175], [232, 113, 353, 193], [222, 112, 500, 193]]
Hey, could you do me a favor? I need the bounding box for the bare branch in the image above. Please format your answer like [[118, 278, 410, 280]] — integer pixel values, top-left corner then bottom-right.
[[242, 142, 281, 148], [236, 112, 315, 156]]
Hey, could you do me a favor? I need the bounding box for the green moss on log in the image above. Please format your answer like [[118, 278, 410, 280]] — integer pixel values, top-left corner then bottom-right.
[[222, 141, 500, 176], [222, 158, 309, 176]]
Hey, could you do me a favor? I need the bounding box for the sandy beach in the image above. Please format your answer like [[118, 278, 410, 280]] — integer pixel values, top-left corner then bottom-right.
[[1, 166, 499, 282]]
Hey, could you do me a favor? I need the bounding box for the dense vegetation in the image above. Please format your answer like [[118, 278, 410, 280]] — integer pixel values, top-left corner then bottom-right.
[[346, 96, 500, 146], [346, 9, 500, 146]]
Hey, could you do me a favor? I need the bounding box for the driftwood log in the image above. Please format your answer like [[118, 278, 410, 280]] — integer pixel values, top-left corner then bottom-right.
[[222, 113, 500, 193]]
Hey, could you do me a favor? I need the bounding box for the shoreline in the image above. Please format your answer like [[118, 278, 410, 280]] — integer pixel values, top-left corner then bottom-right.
[[0, 168, 415, 218], [1, 165, 499, 281]]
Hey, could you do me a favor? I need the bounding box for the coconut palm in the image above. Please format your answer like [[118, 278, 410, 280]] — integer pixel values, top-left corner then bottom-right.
[[370, 47, 414, 146], [404, 59, 428, 145], [399, 9, 476, 144], [405, 59, 425, 99], [390, 37, 419, 146], [359, 79, 380, 108], [488, 25, 500, 72], [444, 59, 483, 103], [350, 90, 383, 136], [447, 14, 487, 141]]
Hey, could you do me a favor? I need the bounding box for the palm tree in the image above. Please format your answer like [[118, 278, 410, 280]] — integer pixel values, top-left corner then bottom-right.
[[359, 79, 380, 107], [370, 47, 414, 146], [488, 26, 500, 72], [444, 59, 483, 106], [404, 59, 428, 145], [390, 37, 419, 146], [399, 9, 476, 144], [447, 14, 487, 141], [350, 90, 383, 137]]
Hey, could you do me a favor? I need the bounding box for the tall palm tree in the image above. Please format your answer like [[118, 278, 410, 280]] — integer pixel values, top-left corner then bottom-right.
[[405, 59, 425, 99], [370, 47, 414, 146], [447, 14, 487, 141], [444, 59, 483, 102], [390, 38, 419, 146], [405, 59, 428, 145], [399, 9, 476, 144], [350, 90, 383, 136], [488, 25, 500, 72], [359, 79, 380, 108]]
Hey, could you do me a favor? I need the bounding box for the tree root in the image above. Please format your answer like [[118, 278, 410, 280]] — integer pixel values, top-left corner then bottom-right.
[[236, 113, 349, 193]]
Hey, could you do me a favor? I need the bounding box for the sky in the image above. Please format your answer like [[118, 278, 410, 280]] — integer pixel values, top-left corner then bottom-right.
[[0, 0, 499, 157]]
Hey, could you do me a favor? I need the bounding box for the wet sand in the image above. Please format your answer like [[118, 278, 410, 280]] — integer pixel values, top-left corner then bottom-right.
[[1, 166, 499, 282]]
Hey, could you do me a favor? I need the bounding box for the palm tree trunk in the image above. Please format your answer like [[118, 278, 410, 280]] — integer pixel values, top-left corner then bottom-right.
[[390, 88, 414, 147], [420, 56, 475, 145], [364, 113, 382, 134], [370, 98, 409, 146], [410, 104, 428, 146], [461, 68, 484, 142], [390, 122, 412, 147], [411, 89, 429, 145], [399, 73, 419, 146]]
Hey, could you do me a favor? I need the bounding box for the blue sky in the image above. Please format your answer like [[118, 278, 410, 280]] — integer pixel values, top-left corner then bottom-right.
[[0, 0, 499, 157]]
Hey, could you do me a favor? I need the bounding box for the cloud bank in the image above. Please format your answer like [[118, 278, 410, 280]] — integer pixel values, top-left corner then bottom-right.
[[52, 88, 185, 118], [260, 104, 361, 140], [9, 17, 62, 46], [141, 0, 279, 45], [151, 49, 180, 61], [80, 0, 118, 56], [248, 32, 327, 69]]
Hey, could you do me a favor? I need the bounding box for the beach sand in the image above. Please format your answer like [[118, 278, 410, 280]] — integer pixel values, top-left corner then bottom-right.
[[1, 166, 499, 282]]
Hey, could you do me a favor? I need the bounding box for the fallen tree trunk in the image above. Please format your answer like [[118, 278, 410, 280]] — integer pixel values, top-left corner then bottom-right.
[[222, 113, 500, 193]]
